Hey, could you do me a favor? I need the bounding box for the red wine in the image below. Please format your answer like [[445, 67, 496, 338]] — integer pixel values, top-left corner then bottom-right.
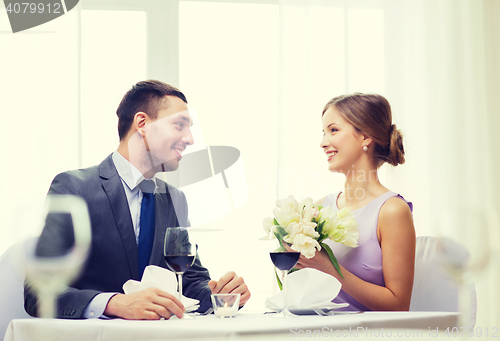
[[270, 252, 300, 271], [164, 255, 196, 273]]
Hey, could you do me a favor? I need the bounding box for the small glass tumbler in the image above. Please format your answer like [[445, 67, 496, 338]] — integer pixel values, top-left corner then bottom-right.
[[211, 293, 241, 318]]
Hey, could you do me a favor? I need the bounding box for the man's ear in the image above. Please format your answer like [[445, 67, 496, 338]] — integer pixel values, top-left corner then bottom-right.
[[133, 112, 148, 137]]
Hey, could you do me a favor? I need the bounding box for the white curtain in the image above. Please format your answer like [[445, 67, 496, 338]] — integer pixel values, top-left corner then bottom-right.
[[278, 0, 500, 326], [0, 7, 81, 253]]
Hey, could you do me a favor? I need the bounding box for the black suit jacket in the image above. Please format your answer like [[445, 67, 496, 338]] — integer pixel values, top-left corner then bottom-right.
[[24, 154, 212, 318]]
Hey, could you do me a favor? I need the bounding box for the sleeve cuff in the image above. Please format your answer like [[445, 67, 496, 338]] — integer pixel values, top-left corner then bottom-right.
[[83, 292, 117, 319]]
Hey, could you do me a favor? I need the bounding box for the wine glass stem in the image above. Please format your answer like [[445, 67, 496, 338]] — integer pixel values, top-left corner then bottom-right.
[[458, 276, 473, 328], [177, 273, 183, 302], [283, 270, 288, 314], [39, 291, 56, 318]]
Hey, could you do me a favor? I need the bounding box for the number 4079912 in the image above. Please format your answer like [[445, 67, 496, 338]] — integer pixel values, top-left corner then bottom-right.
[[442, 327, 498, 338], [5, 2, 62, 14]]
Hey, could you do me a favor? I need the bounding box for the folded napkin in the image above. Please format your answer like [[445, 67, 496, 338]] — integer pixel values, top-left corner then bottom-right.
[[123, 265, 200, 312], [266, 268, 348, 310]]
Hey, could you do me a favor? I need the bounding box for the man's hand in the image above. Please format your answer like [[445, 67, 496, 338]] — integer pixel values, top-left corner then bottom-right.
[[104, 287, 185, 320], [208, 271, 251, 306]]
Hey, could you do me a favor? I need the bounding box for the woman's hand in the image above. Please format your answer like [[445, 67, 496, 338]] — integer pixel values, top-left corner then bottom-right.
[[279, 195, 415, 311], [282, 243, 341, 279]]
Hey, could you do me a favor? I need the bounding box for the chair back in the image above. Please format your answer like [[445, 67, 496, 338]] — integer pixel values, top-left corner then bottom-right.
[[0, 242, 32, 339], [410, 236, 477, 326]]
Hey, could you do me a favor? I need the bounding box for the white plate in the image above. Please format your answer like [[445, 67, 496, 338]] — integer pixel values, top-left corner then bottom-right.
[[290, 308, 360, 316], [269, 303, 350, 315], [185, 305, 200, 313]]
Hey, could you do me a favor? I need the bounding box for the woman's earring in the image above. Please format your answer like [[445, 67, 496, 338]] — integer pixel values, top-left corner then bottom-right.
[[363, 146, 368, 152]]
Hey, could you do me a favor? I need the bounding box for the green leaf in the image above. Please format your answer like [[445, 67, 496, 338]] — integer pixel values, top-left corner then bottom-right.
[[274, 244, 287, 252], [316, 221, 325, 235], [317, 233, 329, 243], [275, 268, 283, 290], [273, 224, 287, 242], [320, 242, 344, 279]]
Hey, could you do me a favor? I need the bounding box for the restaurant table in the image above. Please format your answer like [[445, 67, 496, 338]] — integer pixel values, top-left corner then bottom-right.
[[4, 311, 459, 341]]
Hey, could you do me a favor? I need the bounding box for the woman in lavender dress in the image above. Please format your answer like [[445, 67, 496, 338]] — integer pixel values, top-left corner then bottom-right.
[[293, 93, 415, 311]]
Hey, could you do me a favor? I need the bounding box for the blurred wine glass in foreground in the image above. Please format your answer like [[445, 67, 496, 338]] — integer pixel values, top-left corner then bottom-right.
[[435, 207, 493, 328], [24, 195, 91, 318]]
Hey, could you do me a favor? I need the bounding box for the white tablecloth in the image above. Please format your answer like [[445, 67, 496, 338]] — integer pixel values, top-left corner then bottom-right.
[[3, 311, 459, 341]]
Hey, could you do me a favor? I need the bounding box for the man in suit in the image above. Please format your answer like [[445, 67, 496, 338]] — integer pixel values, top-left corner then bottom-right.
[[24, 80, 250, 320]]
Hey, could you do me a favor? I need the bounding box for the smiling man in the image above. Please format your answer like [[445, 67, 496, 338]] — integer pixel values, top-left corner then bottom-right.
[[24, 80, 250, 320]]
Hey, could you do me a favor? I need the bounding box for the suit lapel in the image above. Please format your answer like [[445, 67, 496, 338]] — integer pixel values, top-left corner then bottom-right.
[[150, 181, 179, 266], [99, 155, 139, 280]]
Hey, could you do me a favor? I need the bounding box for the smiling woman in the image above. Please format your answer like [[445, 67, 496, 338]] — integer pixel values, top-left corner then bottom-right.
[[321, 93, 405, 173], [297, 93, 416, 312]]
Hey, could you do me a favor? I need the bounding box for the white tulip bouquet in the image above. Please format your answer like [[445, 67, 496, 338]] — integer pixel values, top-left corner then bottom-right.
[[262, 196, 359, 280]]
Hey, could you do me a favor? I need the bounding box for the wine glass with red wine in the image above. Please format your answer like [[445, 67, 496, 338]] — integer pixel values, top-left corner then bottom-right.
[[164, 227, 197, 317], [270, 251, 300, 317]]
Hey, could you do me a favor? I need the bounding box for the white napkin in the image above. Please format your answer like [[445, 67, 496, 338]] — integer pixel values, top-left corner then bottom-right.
[[266, 268, 348, 310], [123, 265, 200, 312]]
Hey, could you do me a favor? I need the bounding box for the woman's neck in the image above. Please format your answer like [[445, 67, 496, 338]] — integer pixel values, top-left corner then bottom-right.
[[340, 166, 386, 209]]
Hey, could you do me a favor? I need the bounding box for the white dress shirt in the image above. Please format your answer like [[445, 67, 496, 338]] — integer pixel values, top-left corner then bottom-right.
[[111, 151, 158, 242]]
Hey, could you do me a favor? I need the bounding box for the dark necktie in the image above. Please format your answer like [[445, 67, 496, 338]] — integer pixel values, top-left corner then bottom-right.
[[137, 179, 156, 278]]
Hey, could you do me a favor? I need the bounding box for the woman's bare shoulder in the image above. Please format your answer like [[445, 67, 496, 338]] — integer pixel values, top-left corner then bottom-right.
[[380, 196, 412, 218], [378, 196, 414, 235]]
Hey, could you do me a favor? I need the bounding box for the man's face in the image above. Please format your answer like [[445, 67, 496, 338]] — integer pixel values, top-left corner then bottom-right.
[[143, 96, 194, 172]]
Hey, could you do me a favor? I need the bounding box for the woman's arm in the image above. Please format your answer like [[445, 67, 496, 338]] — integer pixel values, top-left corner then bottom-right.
[[294, 197, 416, 311]]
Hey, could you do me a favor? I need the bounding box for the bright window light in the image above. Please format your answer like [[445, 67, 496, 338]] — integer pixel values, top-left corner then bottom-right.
[[81, 10, 147, 167], [179, 1, 279, 309]]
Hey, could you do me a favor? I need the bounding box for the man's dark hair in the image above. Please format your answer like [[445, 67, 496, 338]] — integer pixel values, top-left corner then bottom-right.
[[116, 80, 188, 140]]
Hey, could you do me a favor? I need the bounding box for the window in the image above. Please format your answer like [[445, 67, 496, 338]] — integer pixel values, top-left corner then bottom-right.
[[81, 10, 147, 167]]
